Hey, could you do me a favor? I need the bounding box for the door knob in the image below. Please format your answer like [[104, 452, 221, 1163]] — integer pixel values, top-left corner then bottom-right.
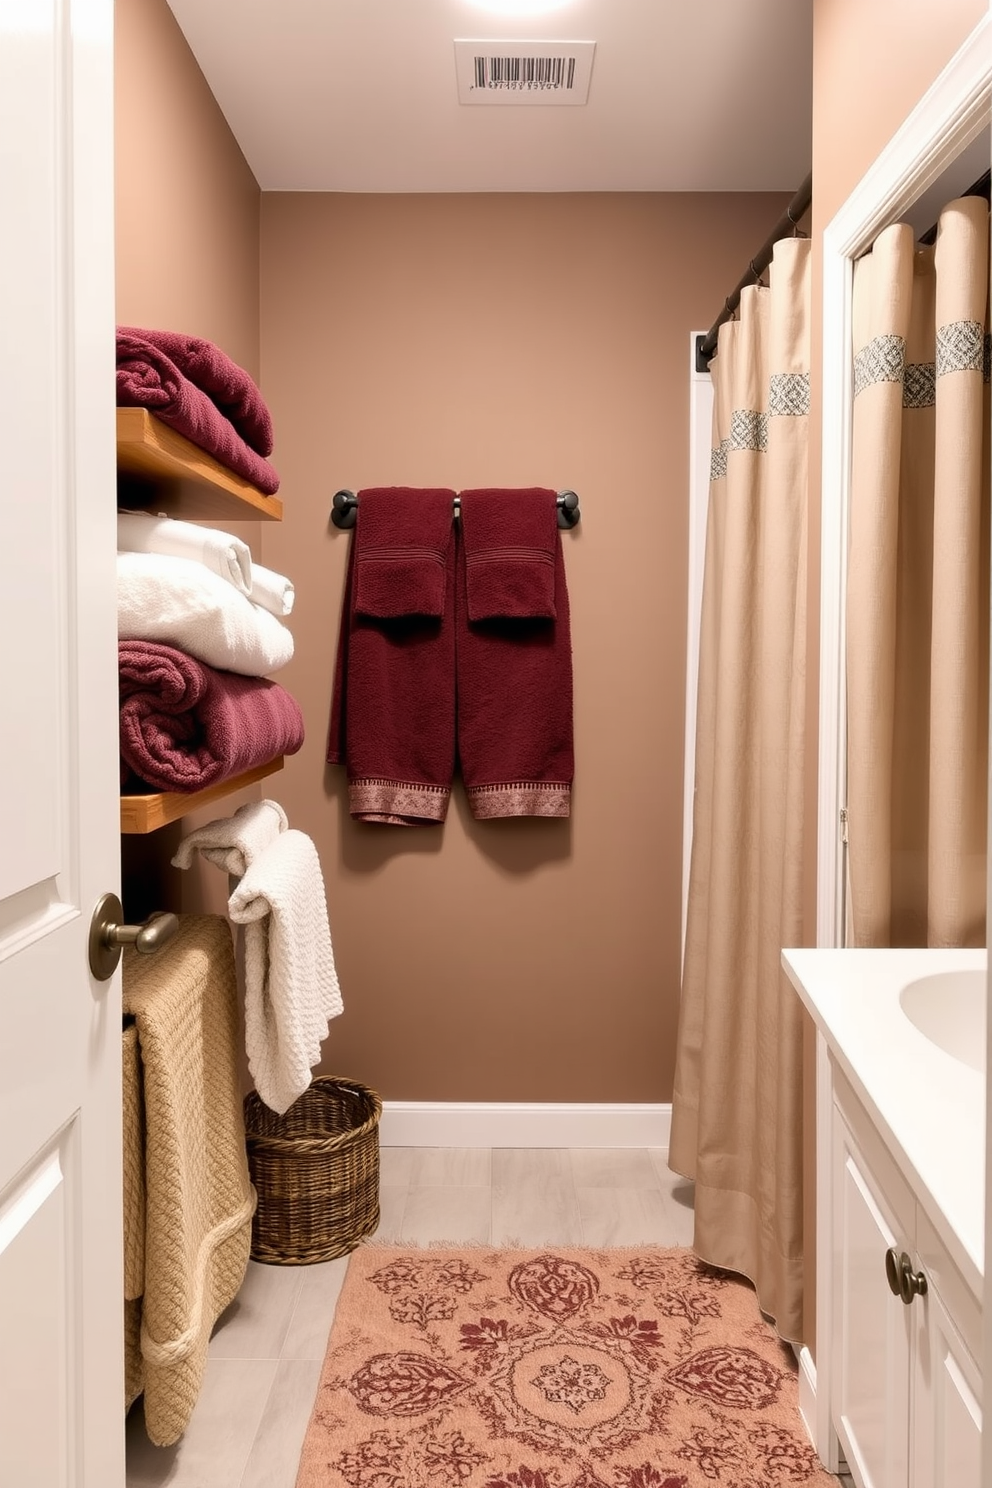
[[88, 892, 180, 981], [884, 1247, 928, 1305]]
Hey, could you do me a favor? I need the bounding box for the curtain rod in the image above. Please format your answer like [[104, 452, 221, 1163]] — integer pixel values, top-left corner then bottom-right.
[[695, 171, 813, 373]]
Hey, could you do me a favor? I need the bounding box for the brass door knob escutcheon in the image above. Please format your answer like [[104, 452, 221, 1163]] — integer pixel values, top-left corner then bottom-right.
[[88, 892, 179, 981]]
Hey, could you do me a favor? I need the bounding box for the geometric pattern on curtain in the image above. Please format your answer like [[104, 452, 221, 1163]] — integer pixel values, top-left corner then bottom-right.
[[709, 372, 810, 479], [846, 195, 990, 948], [854, 321, 989, 402], [670, 236, 811, 1344]]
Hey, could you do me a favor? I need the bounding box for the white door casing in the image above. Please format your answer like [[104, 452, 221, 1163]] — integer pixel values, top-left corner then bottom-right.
[[811, 14, 992, 1474], [683, 333, 713, 974], [682, 333, 713, 972], [816, 15, 992, 950], [0, 1, 122, 1485]]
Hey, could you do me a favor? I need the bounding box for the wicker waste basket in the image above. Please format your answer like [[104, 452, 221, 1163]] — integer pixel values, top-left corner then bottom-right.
[[244, 1076, 381, 1264]]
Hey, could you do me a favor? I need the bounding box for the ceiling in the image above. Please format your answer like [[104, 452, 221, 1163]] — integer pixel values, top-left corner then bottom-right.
[[164, 0, 814, 194]]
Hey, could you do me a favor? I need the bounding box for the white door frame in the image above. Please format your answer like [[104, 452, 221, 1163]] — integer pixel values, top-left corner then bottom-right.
[[812, 13, 992, 1472], [683, 333, 714, 971], [816, 12, 992, 951]]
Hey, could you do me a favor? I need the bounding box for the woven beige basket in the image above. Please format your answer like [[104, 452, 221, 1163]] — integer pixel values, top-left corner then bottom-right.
[[244, 1076, 381, 1265]]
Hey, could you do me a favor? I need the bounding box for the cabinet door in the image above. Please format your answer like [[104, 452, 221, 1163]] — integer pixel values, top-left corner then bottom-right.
[[831, 1104, 912, 1488], [912, 1286, 981, 1488], [912, 1209, 982, 1488]]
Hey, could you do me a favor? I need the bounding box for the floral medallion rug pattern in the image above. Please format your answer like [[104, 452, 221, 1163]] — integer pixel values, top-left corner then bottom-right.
[[295, 1246, 839, 1488]]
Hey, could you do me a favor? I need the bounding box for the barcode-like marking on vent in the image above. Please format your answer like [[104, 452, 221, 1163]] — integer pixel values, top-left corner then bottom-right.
[[473, 55, 577, 91]]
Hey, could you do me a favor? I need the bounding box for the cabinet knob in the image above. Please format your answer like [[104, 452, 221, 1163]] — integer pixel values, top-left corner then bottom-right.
[[884, 1247, 928, 1305], [88, 892, 179, 981]]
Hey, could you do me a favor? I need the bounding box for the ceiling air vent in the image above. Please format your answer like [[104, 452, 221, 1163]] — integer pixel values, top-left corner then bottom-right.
[[454, 39, 595, 106]]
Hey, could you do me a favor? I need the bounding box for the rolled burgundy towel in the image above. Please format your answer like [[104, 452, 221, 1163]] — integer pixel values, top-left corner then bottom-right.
[[118, 325, 274, 457], [116, 332, 281, 495], [119, 639, 304, 793]]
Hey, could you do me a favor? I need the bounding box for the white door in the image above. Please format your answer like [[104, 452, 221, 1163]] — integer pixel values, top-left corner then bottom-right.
[[0, 1, 122, 1485]]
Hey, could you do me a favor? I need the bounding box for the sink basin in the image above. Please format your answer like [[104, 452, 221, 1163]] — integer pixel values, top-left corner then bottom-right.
[[899, 968, 986, 1073]]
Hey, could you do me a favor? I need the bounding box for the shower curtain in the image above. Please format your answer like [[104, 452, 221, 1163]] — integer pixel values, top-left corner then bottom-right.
[[670, 236, 811, 1342], [846, 195, 990, 948]]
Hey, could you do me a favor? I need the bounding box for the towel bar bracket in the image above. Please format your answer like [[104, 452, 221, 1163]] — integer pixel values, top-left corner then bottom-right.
[[330, 489, 581, 531]]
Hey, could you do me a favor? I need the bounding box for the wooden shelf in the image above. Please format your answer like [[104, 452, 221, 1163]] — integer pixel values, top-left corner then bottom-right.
[[116, 407, 284, 523], [121, 758, 285, 834]]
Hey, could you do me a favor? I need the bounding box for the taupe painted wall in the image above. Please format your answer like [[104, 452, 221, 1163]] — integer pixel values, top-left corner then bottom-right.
[[115, 0, 261, 371], [114, 2, 788, 1103], [114, 0, 263, 922], [109, 0, 990, 1345], [258, 190, 787, 1102], [800, 0, 987, 1348]]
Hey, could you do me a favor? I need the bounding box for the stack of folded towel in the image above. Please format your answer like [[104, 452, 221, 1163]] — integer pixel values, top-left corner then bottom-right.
[[118, 511, 303, 793], [116, 326, 280, 494]]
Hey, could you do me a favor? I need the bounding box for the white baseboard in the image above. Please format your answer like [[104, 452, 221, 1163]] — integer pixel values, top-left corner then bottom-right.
[[797, 1345, 817, 1449], [797, 1343, 846, 1475], [379, 1102, 672, 1149]]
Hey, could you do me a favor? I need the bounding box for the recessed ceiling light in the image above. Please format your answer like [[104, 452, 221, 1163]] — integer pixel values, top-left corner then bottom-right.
[[464, 0, 576, 16]]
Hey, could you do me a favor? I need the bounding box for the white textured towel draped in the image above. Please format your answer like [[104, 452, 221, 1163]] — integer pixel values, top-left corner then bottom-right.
[[846, 196, 990, 949], [670, 236, 811, 1342]]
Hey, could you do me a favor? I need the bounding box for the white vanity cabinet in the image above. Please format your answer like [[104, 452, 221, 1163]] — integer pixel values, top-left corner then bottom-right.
[[829, 1063, 981, 1488], [782, 948, 985, 1488]]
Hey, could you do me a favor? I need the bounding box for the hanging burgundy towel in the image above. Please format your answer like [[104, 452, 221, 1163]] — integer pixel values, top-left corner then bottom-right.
[[457, 488, 573, 819], [460, 487, 558, 621], [327, 488, 456, 824]]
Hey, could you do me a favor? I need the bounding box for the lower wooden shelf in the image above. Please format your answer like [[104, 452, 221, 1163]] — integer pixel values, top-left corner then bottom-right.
[[121, 758, 285, 834]]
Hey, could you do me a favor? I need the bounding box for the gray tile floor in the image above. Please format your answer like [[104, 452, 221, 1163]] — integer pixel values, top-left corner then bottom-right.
[[124, 1147, 847, 1488]]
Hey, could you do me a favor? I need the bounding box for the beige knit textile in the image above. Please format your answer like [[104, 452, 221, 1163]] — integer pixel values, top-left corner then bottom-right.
[[122, 1022, 145, 1304], [123, 1023, 145, 1412], [121, 914, 256, 1445]]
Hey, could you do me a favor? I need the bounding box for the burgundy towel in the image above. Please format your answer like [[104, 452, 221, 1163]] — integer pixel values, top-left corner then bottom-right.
[[118, 325, 274, 457], [119, 640, 304, 793], [327, 490, 456, 824], [458, 487, 558, 620], [353, 487, 455, 619], [456, 513, 573, 819], [116, 332, 281, 495]]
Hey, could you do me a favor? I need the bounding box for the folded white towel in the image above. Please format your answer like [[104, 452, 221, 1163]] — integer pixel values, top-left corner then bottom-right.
[[117, 551, 294, 676], [229, 831, 343, 1114], [249, 562, 295, 618], [118, 511, 253, 597], [171, 799, 288, 878]]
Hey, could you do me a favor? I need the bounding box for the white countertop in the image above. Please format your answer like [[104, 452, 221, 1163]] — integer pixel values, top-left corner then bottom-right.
[[782, 946, 986, 1300]]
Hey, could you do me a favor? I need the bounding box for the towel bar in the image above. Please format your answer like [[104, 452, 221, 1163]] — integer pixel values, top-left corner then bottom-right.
[[330, 489, 580, 531]]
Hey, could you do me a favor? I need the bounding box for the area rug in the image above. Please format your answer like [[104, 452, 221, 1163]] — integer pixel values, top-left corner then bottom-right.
[[295, 1245, 839, 1488]]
